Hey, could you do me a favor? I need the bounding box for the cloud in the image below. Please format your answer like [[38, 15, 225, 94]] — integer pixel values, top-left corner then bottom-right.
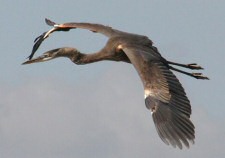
[[0, 64, 225, 158]]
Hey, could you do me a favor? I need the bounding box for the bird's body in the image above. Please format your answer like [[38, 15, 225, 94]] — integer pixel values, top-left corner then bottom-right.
[[23, 19, 208, 149]]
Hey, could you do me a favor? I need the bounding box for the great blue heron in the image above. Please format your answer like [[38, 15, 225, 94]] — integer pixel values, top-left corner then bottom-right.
[[23, 19, 208, 149]]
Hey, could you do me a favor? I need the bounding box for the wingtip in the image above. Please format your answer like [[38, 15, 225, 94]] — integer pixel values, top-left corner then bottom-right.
[[22, 55, 32, 65], [28, 55, 33, 60], [45, 18, 56, 26]]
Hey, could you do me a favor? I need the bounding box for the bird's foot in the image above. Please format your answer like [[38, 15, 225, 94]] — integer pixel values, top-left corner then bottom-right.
[[192, 73, 209, 80], [187, 63, 203, 70]]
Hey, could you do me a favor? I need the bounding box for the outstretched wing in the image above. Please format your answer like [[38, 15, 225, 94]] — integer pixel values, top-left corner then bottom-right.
[[121, 45, 195, 149], [53, 21, 120, 38], [28, 18, 121, 60]]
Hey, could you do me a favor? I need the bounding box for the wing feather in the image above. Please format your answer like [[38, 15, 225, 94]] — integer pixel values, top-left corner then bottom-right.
[[28, 19, 122, 60], [121, 45, 194, 149]]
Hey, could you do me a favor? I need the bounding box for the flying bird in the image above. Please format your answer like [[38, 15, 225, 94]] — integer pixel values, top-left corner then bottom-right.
[[23, 18, 209, 149]]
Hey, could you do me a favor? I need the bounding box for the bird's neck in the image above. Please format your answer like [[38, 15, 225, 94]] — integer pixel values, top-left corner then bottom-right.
[[68, 49, 116, 65], [71, 49, 110, 65], [66, 47, 130, 64]]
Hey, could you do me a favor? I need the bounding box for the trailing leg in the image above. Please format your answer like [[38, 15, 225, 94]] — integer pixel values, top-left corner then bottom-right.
[[167, 61, 203, 70], [169, 65, 209, 80]]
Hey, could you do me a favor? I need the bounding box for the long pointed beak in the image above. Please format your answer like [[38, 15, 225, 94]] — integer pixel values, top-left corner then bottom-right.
[[22, 48, 61, 65], [22, 54, 54, 65]]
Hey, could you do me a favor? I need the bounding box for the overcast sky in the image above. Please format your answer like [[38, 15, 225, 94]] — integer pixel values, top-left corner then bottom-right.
[[1, 0, 225, 158]]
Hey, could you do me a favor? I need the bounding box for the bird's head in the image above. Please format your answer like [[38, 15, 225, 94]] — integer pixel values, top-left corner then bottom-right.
[[22, 47, 80, 65]]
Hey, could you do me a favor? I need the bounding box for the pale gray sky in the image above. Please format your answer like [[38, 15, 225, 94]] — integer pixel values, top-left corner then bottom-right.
[[1, 0, 225, 158]]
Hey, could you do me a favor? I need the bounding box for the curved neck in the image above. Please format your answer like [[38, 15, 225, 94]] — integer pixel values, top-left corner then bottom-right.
[[61, 47, 130, 65], [71, 49, 111, 65]]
